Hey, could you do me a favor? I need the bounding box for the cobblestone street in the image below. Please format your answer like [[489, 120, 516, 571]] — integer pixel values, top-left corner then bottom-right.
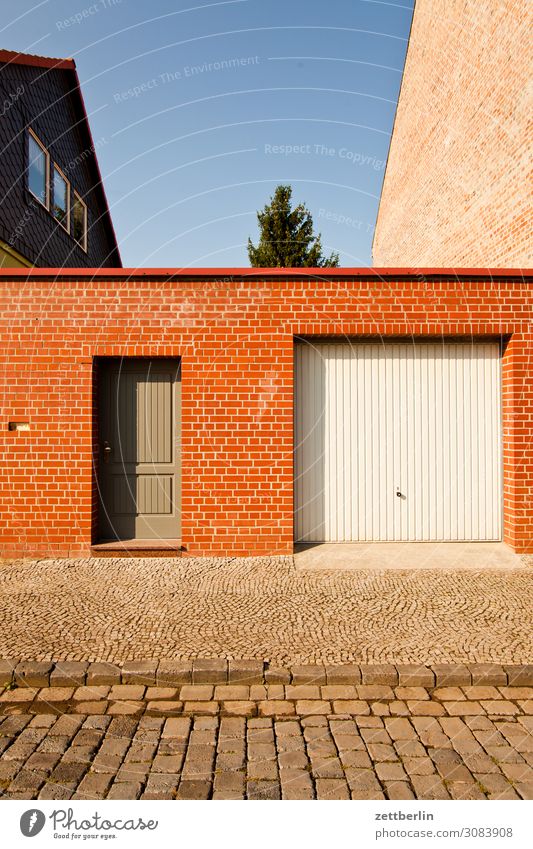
[[0, 679, 532, 801], [0, 556, 532, 663]]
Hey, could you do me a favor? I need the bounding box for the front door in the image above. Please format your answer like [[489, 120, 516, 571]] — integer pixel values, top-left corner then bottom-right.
[[98, 358, 181, 540]]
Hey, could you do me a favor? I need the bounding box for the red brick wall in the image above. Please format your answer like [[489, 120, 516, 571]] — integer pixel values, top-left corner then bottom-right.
[[0, 269, 531, 557], [373, 0, 532, 268]]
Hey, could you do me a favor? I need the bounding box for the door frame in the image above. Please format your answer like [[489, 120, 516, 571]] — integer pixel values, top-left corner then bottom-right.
[[293, 335, 504, 544], [93, 356, 181, 542]]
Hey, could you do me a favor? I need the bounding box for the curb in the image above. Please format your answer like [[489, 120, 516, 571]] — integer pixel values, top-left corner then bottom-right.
[[1, 660, 531, 689]]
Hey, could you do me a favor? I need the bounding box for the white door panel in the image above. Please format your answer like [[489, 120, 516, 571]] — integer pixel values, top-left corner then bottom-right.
[[294, 341, 501, 542]]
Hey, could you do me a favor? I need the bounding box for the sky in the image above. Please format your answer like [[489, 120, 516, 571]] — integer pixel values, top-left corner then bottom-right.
[[2, 0, 415, 267]]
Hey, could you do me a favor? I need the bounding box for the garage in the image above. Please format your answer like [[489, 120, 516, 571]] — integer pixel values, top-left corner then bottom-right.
[[294, 340, 502, 543]]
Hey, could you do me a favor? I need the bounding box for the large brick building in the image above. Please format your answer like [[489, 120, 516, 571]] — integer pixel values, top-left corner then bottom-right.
[[373, 0, 531, 268], [0, 267, 531, 559]]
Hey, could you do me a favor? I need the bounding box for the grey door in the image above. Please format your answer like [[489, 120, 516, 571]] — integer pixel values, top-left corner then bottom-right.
[[98, 359, 181, 540]]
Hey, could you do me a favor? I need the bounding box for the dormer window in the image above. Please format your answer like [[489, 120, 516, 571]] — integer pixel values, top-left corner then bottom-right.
[[28, 129, 49, 208], [53, 165, 69, 231]]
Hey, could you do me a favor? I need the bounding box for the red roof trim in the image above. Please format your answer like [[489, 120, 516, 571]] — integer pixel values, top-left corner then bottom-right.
[[0, 49, 121, 266], [0, 49, 76, 70], [0, 267, 530, 278]]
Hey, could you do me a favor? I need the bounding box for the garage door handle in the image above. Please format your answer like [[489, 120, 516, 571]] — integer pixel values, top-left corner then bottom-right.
[[396, 488, 403, 498]]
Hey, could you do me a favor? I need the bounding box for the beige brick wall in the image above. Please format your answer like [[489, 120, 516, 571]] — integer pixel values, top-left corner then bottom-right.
[[373, 0, 532, 268]]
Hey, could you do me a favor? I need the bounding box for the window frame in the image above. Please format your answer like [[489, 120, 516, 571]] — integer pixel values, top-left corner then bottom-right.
[[52, 163, 70, 233], [27, 128, 50, 209], [72, 190, 88, 252]]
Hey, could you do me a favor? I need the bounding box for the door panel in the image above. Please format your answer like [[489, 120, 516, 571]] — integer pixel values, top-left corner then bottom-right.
[[98, 359, 181, 540], [294, 341, 502, 542]]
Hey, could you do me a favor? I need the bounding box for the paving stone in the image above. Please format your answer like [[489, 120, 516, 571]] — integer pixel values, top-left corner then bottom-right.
[[395, 687, 430, 701], [107, 701, 144, 716], [264, 666, 291, 684], [515, 782, 533, 800], [360, 665, 398, 686], [321, 685, 359, 700], [108, 685, 146, 701], [385, 780, 415, 799], [213, 770, 245, 795], [339, 749, 372, 769], [228, 660, 264, 684], [469, 663, 507, 686], [221, 701, 255, 718], [157, 661, 192, 686], [108, 781, 142, 799], [145, 687, 179, 700], [325, 664, 361, 685], [247, 780, 280, 800], [25, 752, 62, 773], [433, 687, 466, 701], [180, 685, 214, 702], [444, 701, 486, 716], [389, 701, 410, 716], [295, 700, 330, 716], [14, 662, 52, 688], [481, 700, 521, 716], [73, 701, 108, 715], [396, 665, 434, 687], [214, 685, 250, 701], [332, 700, 370, 716], [291, 665, 327, 685], [407, 700, 446, 716], [75, 772, 113, 798], [474, 773, 513, 795], [384, 718, 417, 740], [121, 661, 157, 685], [258, 700, 295, 717], [36, 688, 75, 703], [72, 686, 110, 701], [499, 687, 533, 700], [86, 663, 121, 686], [38, 783, 73, 800], [146, 701, 183, 715], [432, 664, 471, 687], [50, 662, 88, 687], [280, 768, 314, 799], [462, 686, 501, 700], [403, 756, 435, 776], [183, 702, 219, 716], [448, 781, 486, 800], [0, 687, 38, 703], [410, 773, 450, 799], [0, 660, 18, 688], [345, 767, 384, 797], [315, 778, 350, 799], [505, 665, 533, 687], [357, 685, 394, 700], [162, 717, 191, 738], [192, 659, 227, 684]]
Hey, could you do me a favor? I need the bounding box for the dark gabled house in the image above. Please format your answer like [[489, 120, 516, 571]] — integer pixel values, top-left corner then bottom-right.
[[0, 50, 121, 268]]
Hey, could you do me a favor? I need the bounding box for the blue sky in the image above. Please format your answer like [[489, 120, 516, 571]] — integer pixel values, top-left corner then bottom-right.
[[3, 0, 414, 267]]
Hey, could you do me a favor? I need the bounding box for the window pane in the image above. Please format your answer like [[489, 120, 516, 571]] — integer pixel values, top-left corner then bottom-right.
[[28, 134, 47, 205], [73, 194, 86, 247], [53, 169, 68, 226]]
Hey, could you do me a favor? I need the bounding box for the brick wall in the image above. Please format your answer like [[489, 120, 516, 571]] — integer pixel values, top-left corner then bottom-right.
[[373, 0, 532, 268], [0, 269, 531, 557]]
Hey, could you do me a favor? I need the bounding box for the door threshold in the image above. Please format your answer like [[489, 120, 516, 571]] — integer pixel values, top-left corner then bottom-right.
[[91, 539, 182, 558]]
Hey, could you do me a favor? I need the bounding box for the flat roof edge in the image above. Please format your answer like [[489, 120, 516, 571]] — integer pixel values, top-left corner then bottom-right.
[[0, 267, 530, 279]]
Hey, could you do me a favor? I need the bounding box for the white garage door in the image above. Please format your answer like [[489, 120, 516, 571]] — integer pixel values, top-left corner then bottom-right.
[[294, 341, 502, 542]]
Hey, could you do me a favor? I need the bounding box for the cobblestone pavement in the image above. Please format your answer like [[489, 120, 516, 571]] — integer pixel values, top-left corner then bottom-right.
[[0, 557, 532, 663], [0, 683, 531, 800]]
